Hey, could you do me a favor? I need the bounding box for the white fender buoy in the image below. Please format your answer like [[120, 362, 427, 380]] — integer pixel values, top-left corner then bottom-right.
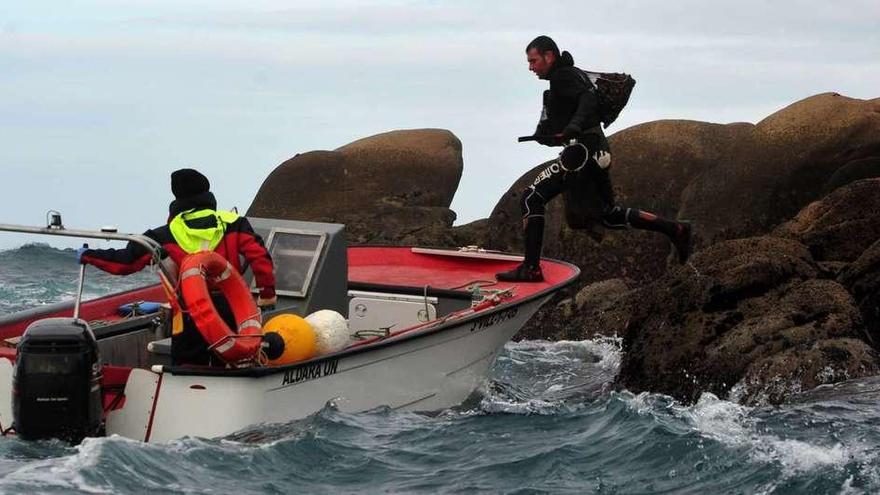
[[305, 310, 350, 355]]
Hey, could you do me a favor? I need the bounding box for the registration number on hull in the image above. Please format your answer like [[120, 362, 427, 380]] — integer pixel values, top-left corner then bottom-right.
[[468, 307, 518, 333], [280, 359, 340, 387]]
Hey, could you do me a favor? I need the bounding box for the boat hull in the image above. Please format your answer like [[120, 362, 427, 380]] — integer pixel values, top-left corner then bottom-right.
[[107, 295, 550, 442]]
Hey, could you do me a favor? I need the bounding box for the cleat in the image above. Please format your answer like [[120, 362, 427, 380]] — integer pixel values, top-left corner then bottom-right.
[[672, 221, 693, 264], [496, 263, 544, 282]]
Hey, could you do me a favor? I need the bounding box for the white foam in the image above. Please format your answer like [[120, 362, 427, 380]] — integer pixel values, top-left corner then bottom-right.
[[504, 336, 622, 372], [618, 390, 871, 480], [622, 390, 672, 416], [679, 393, 867, 477], [2, 437, 109, 493], [479, 396, 560, 415], [479, 337, 623, 415], [679, 393, 754, 446], [753, 437, 852, 475], [577, 336, 623, 372]]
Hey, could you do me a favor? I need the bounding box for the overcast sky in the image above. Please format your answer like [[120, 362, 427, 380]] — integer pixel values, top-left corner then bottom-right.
[[1, 0, 878, 249]]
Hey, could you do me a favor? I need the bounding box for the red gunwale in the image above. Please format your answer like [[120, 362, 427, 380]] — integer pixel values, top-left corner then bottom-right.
[[0, 284, 169, 342], [348, 246, 577, 304]]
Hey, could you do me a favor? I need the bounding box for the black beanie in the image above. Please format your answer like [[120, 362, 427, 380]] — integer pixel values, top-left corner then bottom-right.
[[171, 168, 210, 200]]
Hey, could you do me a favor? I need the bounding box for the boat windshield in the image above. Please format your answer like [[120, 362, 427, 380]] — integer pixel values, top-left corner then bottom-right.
[[259, 228, 327, 298]]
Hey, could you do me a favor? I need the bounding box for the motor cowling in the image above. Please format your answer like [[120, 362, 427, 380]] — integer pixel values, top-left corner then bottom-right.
[[13, 317, 102, 442]]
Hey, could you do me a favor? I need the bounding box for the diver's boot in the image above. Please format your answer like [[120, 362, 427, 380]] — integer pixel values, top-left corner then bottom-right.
[[625, 209, 678, 237], [671, 221, 693, 264], [624, 209, 694, 263], [497, 217, 545, 282]]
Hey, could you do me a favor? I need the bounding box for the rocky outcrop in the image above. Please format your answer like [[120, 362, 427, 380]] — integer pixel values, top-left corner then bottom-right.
[[517, 278, 633, 341], [614, 236, 880, 405], [248, 129, 463, 245], [680, 93, 880, 244], [735, 338, 880, 405], [823, 157, 880, 194], [774, 178, 880, 263], [840, 240, 880, 346], [609, 120, 753, 222], [451, 218, 490, 248]]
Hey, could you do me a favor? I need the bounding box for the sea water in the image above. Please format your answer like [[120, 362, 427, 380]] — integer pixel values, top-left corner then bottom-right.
[[0, 244, 878, 494]]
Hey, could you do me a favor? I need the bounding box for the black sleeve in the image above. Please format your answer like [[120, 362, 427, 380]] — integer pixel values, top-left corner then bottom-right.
[[534, 90, 553, 145], [80, 228, 159, 275], [535, 119, 547, 136]]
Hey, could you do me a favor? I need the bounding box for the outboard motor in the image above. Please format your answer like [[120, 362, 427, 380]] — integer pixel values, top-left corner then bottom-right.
[[13, 317, 102, 442]]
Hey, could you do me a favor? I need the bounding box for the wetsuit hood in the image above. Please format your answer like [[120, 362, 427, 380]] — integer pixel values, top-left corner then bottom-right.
[[548, 50, 575, 78]]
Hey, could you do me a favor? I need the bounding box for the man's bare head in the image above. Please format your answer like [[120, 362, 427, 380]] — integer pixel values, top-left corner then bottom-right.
[[526, 35, 560, 80]]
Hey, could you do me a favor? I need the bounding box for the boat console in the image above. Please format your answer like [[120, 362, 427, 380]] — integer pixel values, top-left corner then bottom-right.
[[248, 218, 349, 318]]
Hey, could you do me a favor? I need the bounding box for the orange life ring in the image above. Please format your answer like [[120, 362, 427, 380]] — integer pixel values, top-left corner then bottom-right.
[[178, 251, 262, 364]]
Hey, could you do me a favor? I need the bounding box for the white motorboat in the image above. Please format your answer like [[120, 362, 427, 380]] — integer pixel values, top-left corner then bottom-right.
[[0, 216, 578, 443]]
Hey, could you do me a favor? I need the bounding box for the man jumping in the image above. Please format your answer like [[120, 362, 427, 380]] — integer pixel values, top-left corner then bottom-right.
[[497, 35, 692, 282]]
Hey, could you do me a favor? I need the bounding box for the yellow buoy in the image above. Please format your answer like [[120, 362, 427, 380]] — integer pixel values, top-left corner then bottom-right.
[[262, 314, 317, 366]]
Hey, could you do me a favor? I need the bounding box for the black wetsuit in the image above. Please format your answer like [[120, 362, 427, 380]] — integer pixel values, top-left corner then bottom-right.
[[518, 51, 681, 269]]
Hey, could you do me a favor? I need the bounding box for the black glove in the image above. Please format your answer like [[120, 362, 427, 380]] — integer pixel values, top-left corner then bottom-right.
[[561, 124, 582, 141], [76, 245, 90, 265]]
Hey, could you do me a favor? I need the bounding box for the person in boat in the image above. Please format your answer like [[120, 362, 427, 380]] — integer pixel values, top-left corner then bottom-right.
[[77, 168, 276, 366], [496, 35, 693, 282]]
